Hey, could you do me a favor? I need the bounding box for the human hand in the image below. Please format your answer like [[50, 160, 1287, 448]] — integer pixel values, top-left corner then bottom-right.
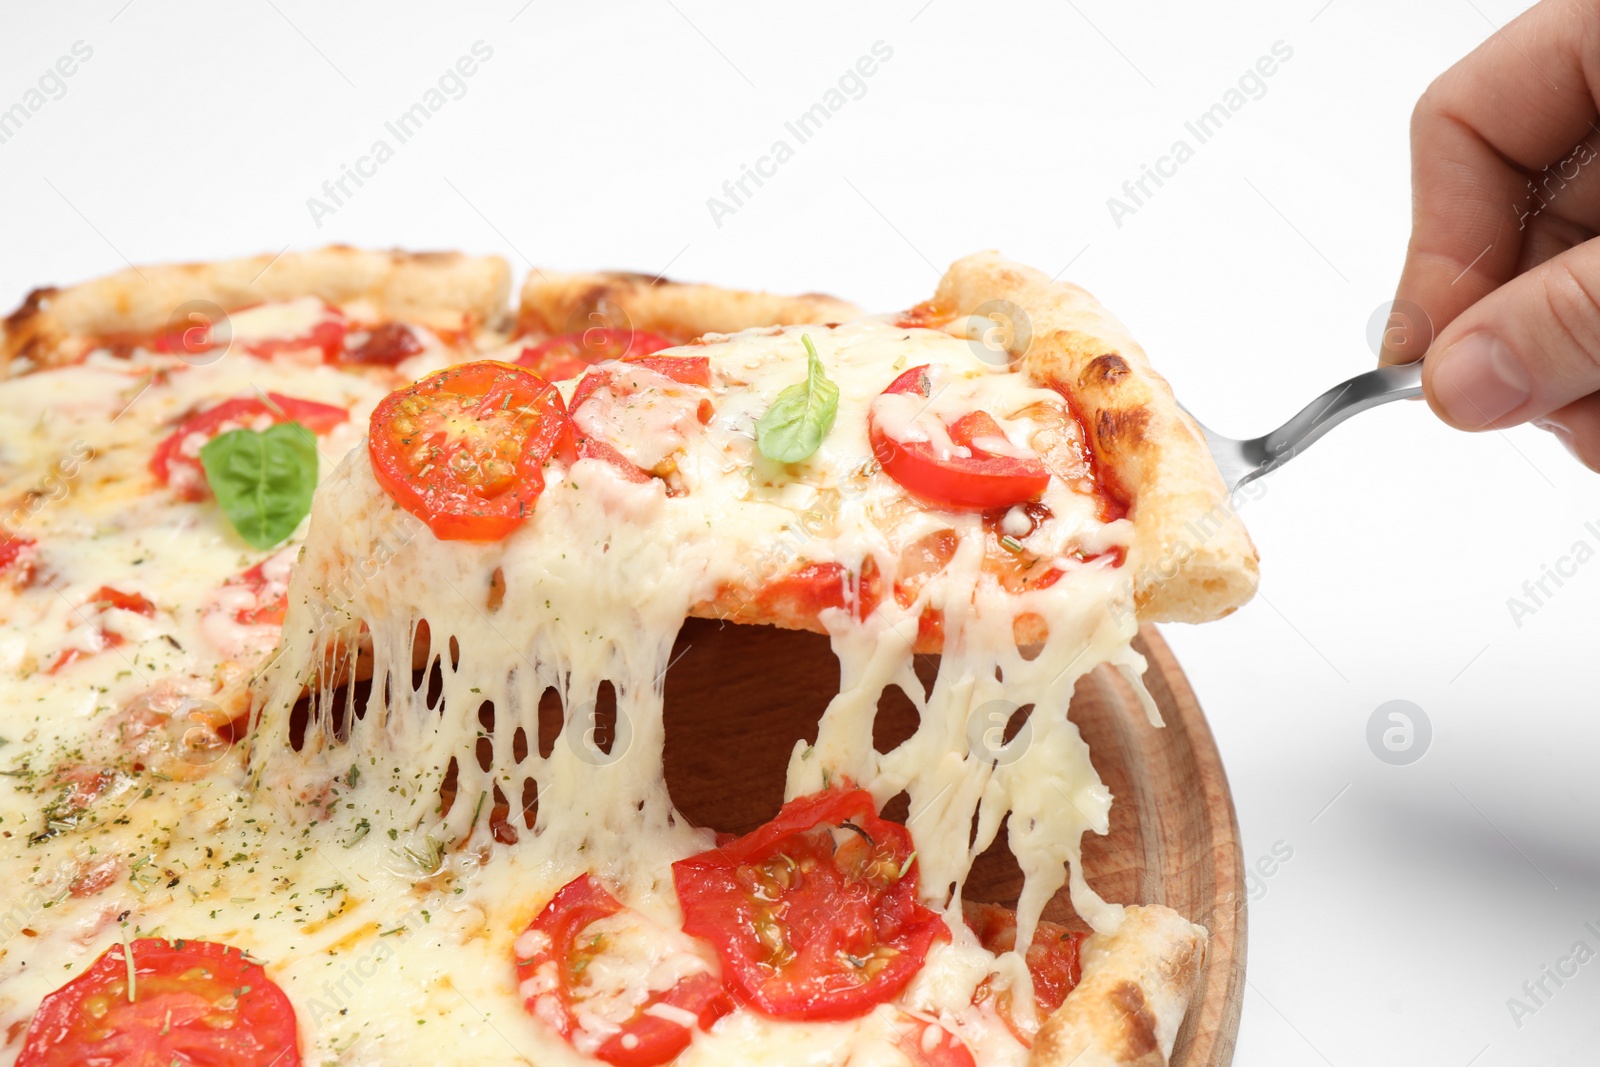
[[1384, 0, 1600, 469]]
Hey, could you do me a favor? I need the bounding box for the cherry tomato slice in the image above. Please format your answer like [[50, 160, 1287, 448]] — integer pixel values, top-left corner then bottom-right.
[[238, 307, 347, 362], [566, 357, 712, 482], [673, 788, 949, 1022], [567, 357, 712, 413], [515, 874, 729, 1067], [868, 365, 1050, 512], [89, 586, 155, 617], [0, 536, 36, 571], [966, 902, 1088, 1043], [576, 435, 653, 484], [16, 938, 300, 1067], [226, 555, 293, 626], [151, 393, 350, 502], [342, 322, 423, 365], [892, 1015, 977, 1067], [368, 361, 575, 542], [517, 329, 678, 382]]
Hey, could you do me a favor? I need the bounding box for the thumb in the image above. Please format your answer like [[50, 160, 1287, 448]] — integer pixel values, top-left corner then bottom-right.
[[1424, 239, 1600, 431]]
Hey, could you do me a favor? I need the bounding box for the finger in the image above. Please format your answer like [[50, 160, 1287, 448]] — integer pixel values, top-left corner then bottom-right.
[[1516, 206, 1597, 274], [1382, 0, 1600, 365], [1517, 133, 1600, 241], [1423, 236, 1600, 429], [1534, 392, 1600, 471]]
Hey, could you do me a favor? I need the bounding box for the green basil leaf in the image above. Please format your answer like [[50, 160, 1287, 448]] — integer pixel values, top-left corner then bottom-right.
[[756, 334, 839, 463], [200, 421, 318, 549]]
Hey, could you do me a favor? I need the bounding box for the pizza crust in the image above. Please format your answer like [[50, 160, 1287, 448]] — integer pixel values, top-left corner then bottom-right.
[[517, 268, 864, 340], [2, 246, 511, 371], [1032, 905, 1207, 1067], [929, 252, 1259, 623]]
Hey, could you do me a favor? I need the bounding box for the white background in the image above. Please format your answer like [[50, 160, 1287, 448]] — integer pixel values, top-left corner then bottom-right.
[[2, 1, 1597, 1064]]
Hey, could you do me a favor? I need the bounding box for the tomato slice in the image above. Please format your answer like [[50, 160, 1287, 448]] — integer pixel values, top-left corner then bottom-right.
[[341, 322, 423, 365], [672, 788, 948, 1022], [891, 1015, 977, 1067], [567, 357, 712, 413], [237, 305, 348, 362], [966, 902, 1088, 1044], [868, 365, 1050, 512], [0, 536, 36, 571], [16, 938, 300, 1067], [225, 555, 293, 626], [565, 357, 712, 483], [150, 322, 216, 359], [89, 586, 155, 617], [47, 585, 161, 674], [517, 329, 678, 382], [151, 393, 350, 501], [368, 361, 574, 542], [515, 874, 729, 1067]]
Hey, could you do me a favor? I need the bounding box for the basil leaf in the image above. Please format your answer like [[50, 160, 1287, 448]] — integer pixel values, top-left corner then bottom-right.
[[200, 421, 318, 549], [756, 334, 839, 463]]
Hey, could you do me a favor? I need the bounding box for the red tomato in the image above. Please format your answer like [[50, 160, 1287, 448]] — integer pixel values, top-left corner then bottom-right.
[[673, 788, 948, 1021], [141, 304, 346, 362], [567, 357, 712, 413], [89, 586, 155, 617], [16, 937, 300, 1067], [368, 361, 575, 542], [150, 322, 216, 359], [239, 308, 347, 361], [575, 435, 653, 484], [892, 1015, 977, 1067], [515, 874, 729, 1067], [226, 558, 290, 626], [966, 902, 1088, 1043], [151, 393, 349, 501], [0, 536, 36, 571], [47, 586, 159, 674], [754, 562, 851, 617], [868, 366, 1050, 512], [565, 357, 712, 482], [750, 560, 887, 623], [517, 328, 678, 381], [342, 322, 423, 365]]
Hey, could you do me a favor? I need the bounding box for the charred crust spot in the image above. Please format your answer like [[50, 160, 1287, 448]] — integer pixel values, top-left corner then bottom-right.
[[5, 287, 56, 332], [3, 287, 62, 367], [1094, 405, 1151, 451], [1108, 980, 1160, 1057], [1082, 352, 1130, 386], [574, 283, 617, 315]]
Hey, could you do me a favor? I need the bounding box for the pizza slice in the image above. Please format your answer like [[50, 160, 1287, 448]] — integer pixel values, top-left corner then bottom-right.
[[0, 248, 1256, 1067], [0, 249, 514, 761]]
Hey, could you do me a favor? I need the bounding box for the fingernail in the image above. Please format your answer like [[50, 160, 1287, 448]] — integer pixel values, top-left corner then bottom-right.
[[1431, 333, 1530, 427], [1534, 417, 1582, 461]]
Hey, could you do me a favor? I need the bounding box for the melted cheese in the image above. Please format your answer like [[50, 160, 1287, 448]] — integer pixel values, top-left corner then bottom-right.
[[227, 296, 337, 345], [0, 316, 1153, 1066]]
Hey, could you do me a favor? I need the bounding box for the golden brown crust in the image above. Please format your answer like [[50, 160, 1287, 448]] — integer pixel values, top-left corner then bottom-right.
[[516, 269, 863, 341], [2, 246, 511, 371], [1031, 905, 1207, 1067], [929, 252, 1259, 623]]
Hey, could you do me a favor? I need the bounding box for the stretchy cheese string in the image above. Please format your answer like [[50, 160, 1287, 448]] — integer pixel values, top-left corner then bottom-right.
[[250, 448, 1149, 971]]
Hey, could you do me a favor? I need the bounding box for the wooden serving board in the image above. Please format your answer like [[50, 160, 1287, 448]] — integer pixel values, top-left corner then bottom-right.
[[660, 620, 1245, 1067]]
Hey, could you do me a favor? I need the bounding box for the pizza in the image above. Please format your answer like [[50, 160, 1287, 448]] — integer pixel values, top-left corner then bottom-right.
[[0, 246, 1257, 1067]]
